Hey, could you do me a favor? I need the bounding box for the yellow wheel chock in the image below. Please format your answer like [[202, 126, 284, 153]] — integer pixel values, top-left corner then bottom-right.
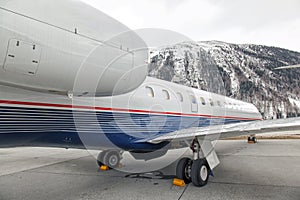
[[173, 178, 186, 187], [100, 165, 110, 171]]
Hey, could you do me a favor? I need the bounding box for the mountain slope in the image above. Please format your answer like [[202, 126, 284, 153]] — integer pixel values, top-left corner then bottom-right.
[[148, 41, 300, 119]]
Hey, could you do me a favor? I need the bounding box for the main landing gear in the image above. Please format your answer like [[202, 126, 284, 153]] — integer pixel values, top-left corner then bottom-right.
[[248, 135, 258, 144], [97, 150, 122, 169], [175, 138, 211, 187]]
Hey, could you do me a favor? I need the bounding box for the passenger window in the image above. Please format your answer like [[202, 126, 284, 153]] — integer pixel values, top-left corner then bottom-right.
[[177, 92, 183, 102], [200, 97, 206, 105], [145, 86, 154, 98], [162, 90, 170, 100], [209, 99, 214, 106]]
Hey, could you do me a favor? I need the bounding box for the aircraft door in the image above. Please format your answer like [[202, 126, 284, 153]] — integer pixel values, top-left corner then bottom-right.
[[190, 95, 198, 113]]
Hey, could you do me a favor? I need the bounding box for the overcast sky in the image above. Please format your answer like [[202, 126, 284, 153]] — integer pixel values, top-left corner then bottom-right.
[[82, 0, 300, 52]]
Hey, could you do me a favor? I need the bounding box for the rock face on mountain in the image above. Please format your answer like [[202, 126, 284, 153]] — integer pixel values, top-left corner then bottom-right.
[[148, 41, 300, 119]]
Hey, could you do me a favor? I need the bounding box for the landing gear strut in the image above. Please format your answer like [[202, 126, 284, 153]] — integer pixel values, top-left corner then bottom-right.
[[175, 138, 211, 187], [97, 150, 122, 169]]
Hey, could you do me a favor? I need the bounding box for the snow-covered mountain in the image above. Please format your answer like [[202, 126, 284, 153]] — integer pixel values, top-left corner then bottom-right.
[[148, 41, 300, 119]]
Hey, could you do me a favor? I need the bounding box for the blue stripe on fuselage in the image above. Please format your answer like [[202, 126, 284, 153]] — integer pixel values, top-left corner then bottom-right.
[[0, 106, 253, 150]]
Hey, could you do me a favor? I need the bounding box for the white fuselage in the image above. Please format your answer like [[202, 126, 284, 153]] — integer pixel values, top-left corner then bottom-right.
[[0, 0, 262, 150], [0, 76, 262, 150]]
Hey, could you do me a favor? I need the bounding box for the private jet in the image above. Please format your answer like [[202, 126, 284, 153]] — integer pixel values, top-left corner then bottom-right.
[[0, 0, 299, 187]]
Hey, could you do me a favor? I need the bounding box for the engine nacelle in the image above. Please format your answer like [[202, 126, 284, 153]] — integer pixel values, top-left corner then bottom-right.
[[0, 0, 148, 97]]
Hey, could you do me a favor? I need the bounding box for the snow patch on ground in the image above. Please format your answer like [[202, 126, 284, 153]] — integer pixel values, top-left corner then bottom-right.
[[289, 98, 300, 109]]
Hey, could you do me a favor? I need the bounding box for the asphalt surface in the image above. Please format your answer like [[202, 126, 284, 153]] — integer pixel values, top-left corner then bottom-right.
[[0, 140, 299, 200]]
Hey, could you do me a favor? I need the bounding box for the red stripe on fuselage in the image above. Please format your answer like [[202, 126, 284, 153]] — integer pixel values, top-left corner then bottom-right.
[[0, 100, 262, 121]]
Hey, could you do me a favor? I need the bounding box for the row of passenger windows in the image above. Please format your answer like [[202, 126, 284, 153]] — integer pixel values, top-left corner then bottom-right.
[[145, 86, 241, 108]]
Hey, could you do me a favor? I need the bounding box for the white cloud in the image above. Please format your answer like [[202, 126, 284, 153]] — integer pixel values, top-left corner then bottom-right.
[[82, 0, 300, 52]]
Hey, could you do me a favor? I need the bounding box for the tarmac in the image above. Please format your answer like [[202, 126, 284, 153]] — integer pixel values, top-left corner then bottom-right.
[[0, 139, 299, 200]]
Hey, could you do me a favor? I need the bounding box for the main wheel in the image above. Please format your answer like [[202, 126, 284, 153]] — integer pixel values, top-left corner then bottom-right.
[[176, 158, 192, 183], [248, 137, 252, 142], [97, 151, 107, 167], [191, 159, 210, 187], [104, 151, 121, 169], [248, 136, 258, 143], [253, 137, 258, 143]]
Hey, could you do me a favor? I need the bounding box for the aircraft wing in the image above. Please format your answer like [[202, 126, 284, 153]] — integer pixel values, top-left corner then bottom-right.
[[138, 117, 300, 144], [274, 64, 300, 70]]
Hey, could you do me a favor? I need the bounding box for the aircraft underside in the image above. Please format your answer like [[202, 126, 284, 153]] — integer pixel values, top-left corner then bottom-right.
[[0, 103, 255, 150]]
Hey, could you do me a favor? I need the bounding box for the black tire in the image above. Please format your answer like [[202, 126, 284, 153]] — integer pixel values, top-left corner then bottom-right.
[[176, 158, 192, 183], [191, 159, 210, 187], [97, 151, 106, 167], [104, 151, 121, 169], [253, 137, 258, 143], [248, 136, 257, 143]]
